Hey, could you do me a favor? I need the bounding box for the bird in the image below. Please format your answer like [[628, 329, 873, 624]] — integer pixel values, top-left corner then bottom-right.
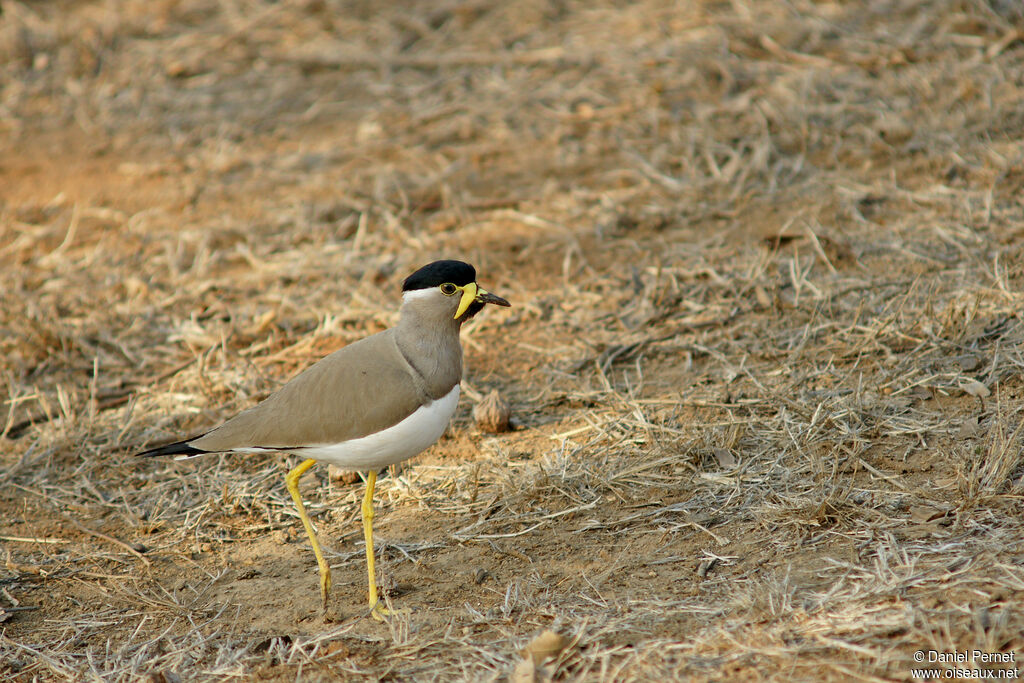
[[136, 259, 510, 618]]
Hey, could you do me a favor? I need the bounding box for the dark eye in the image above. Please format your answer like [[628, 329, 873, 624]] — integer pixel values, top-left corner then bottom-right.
[[439, 283, 458, 296]]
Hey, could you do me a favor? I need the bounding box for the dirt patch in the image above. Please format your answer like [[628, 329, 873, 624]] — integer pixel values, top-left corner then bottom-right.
[[3, 0, 1024, 680]]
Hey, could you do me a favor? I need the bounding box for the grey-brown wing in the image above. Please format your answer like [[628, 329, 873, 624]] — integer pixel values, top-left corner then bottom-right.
[[189, 330, 431, 451]]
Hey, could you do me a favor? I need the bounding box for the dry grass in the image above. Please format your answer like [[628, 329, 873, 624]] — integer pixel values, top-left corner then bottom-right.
[[3, 0, 1024, 680]]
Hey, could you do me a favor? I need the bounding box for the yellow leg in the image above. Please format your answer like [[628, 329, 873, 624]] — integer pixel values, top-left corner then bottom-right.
[[285, 458, 331, 609], [362, 470, 389, 620]]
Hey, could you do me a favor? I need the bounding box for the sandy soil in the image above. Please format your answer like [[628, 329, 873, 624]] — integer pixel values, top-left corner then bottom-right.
[[3, 1, 1024, 680]]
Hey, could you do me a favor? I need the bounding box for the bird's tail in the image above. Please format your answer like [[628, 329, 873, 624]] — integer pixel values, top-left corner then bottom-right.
[[135, 438, 208, 460]]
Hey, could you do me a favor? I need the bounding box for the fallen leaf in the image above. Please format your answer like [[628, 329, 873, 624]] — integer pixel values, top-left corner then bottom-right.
[[521, 630, 569, 664], [511, 656, 551, 683], [909, 505, 949, 523], [961, 379, 990, 398], [754, 285, 772, 308]]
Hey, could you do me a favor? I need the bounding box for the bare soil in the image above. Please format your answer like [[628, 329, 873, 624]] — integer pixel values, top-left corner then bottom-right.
[[3, 0, 1024, 680]]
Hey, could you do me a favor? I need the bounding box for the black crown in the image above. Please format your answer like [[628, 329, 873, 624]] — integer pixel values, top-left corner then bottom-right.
[[402, 260, 476, 291]]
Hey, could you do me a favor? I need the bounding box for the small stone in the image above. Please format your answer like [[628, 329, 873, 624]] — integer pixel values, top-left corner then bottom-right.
[[328, 465, 361, 485], [957, 354, 981, 372], [473, 389, 512, 433], [144, 673, 182, 683], [874, 113, 912, 144], [165, 60, 197, 78], [712, 448, 736, 468], [958, 416, 980, 438]]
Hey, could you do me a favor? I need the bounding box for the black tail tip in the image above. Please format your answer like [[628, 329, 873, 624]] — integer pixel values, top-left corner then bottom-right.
[[135, 440, 205, 458]]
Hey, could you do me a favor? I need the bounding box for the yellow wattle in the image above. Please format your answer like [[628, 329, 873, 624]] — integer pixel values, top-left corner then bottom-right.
[[454, 282, 478, 318]]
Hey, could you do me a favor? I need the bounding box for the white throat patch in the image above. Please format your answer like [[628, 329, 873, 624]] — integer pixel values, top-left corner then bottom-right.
[[402, 289, 442, 304]]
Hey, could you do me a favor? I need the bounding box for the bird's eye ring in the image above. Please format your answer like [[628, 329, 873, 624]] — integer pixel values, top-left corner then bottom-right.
[[439, 283, 458, 296]]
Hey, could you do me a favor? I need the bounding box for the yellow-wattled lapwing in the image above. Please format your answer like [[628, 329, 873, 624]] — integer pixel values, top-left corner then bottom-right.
[[136, 260, 510, 618]]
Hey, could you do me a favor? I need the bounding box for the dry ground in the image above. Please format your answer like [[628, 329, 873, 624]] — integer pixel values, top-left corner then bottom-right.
[[3, 0, 1024, 680]]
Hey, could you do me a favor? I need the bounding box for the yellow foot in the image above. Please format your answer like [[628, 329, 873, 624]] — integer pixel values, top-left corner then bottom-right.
[[368, 600, 409, 622]]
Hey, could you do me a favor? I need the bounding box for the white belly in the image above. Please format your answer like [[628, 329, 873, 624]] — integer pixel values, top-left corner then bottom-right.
[[297, 385, 460, 470]]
